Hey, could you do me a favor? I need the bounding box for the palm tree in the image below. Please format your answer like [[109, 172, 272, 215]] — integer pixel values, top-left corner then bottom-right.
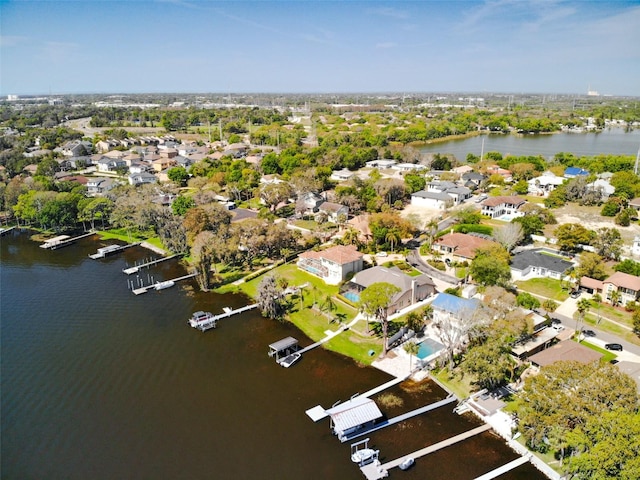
[[385, 228, 401, 253], [609, 289, 621, 308], [404, 341, 420, 371], [575, 298, 592, 340]]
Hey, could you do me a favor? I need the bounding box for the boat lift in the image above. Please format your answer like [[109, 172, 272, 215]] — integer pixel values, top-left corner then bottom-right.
[[268, 337, 300, 366]]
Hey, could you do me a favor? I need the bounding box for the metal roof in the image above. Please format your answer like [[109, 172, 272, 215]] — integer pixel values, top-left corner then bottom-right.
[[327, 397, 383, 433], [268, 337, 298, 352]]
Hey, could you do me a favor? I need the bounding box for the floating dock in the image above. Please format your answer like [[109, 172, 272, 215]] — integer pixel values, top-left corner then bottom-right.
[[360, 424, 492, 480], [131, 273, 197, 294], [123, 254, 179, 274], [41, 232, 95, 249], [90, 242, 140, 259]]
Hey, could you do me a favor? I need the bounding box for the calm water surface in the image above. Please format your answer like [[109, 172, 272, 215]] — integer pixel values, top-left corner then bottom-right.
[[1, 231, 545, 480], [420, 128, 640, 160]]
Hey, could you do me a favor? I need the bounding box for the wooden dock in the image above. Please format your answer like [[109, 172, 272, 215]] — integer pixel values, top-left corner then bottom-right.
[[360, 424, 492, 480], [341, 395, 457, 443], [90, 242, 140, 259], [123, 254, 179, 274], [192, 304, 259, 331], [131, 273, 197, 295]]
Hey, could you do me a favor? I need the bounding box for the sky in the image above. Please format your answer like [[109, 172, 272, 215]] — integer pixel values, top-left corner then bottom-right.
[[1, 0, 639, 96]]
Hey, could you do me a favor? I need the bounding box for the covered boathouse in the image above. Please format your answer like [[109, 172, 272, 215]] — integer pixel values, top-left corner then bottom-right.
[[326, 396, 384, 442]]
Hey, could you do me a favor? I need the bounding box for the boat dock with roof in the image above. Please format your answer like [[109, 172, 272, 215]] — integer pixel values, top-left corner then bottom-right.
[[268, 336, 302, 366], [90, 242, 140, 259], [41, 232, 95, 250], [189, 304, 259, 331]]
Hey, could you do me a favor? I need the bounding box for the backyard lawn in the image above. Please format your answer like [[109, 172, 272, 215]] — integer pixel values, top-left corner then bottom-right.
[[515, 277, 569, 302], [221, 263, 385, 364]]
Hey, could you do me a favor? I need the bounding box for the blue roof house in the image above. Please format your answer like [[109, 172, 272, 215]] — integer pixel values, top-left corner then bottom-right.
[[564, 167, 589, 178], [431, 293, 481, 323]]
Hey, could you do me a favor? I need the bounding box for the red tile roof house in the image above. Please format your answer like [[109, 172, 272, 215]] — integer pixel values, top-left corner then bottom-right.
[[297, 245, 364, 285], [433, 232, 498, 260], [480, 195, 526, 219]]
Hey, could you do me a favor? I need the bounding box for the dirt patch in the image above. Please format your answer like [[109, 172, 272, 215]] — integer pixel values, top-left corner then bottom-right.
[[548, 204, 640, 247]]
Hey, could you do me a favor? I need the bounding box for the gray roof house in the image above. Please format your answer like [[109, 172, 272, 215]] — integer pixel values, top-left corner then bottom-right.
[[410, 190, 453, 210], [510, 248, 574, 281], [128, 172, 157, 186], [348, 266, 436, 315]]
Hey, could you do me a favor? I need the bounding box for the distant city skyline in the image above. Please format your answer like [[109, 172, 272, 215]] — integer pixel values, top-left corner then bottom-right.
[[1, 0, 639, 97]]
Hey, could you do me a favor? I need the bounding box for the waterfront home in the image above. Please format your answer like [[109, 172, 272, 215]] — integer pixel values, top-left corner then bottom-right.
[[346, 266, 436, 315], [564, 166, 589, 178], [433, 232, 498, 261], [480, 195, 526, 219], [297, 245, 364, 285], [510, 248, 574, 281]]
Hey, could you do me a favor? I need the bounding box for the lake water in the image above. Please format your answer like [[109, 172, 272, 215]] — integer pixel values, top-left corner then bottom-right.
[[420, 128, 640, 160], [1, 231, 545, 480]]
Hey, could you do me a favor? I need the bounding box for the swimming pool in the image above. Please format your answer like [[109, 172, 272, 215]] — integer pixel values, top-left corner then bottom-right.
[[343, 291, 360, 303], [417, 338, 444, 359]]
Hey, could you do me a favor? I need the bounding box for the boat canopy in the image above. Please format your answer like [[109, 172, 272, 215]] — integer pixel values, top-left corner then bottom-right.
[[268, 336, 298, 354], [328, 397, 383, 433]]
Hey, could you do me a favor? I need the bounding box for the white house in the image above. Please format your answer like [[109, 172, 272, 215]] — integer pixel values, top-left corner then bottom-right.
[[297, 245, 364, 285], [527, 171, 565, 197], [330, 168, 355, 181], [480, 195, 526, 219], [411, 190, 452, 209]]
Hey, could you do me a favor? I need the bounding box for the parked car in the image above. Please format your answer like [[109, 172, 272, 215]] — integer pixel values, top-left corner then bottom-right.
[[582, 329, 596, 337], [375, 251, 387, 257], [570, 290, 581, 299], [605, 343, 623, 351], [552, 323, 565, 331]]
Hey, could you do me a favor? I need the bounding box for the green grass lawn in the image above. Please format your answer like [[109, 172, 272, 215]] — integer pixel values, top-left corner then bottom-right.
[[515, 277, 569, 301], [218, 263, 385, 365], [578, 340, 618, 362]]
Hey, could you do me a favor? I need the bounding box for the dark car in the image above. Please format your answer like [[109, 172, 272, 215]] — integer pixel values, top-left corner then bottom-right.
[[582, 329, 596, 337], [570, 290, 581, 299], [605, 343, 623, 351]]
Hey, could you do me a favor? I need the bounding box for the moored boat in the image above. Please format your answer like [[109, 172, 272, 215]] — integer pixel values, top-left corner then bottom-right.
[[277, 352, 301, 368], [398, 457, 414, 470], [351, 447, 378, 465], [155, 280, 175, 290], [189, 311, 214, 327]]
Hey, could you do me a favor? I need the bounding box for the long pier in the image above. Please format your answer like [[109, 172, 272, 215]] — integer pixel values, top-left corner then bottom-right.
[[41, 232, 96, 249], [123, 254, 179, 274], [193, 304, 259, 330], [473, 455, 531, 480], [341, 395, 457, 443], [131, 273, 197, 295], [360, 424, 492, 480]]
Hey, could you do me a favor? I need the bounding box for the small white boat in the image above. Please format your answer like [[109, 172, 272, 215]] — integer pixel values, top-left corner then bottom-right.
[[351, 448, 378, 465], [189, 311, 214, 327], [278, 352, 301, 368], [398, 457, 414, 471], [155, 280, 175, 290]]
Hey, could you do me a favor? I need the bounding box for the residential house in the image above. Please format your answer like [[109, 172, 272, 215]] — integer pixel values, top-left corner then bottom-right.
[[485, 165, 512, 182], [586, 179, 615, 200], [60, 140, 92, 157], [151, 156, 177, 173], [347, 214, 372, 243], [410, 190, 453, 209], [564, 166, 589, 178], [296, 192, 325, 215], [461, 171, 486, 190], [433, 232, 499, 261], [480, 195, 526, 219], [430, 292, 481, 324], [392, 163, 426, 172], [297, 245, 364, 285], [528, 340, 602, 368], [527, 171, 565, 196], [452, 165, 474, 175], [347, 266, 436, 315], [96, 157, 127, 173], [95, 139, 120, 153], [86, 177, 116, 196], [602, 272, 640, 306], [330, 168, 355, 182], [365, 159, 397, 169], [128, 172, 157, 186], [260, 174, 285, 185], [318, 202, 349, 223], [510, 248, 574, 281]]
